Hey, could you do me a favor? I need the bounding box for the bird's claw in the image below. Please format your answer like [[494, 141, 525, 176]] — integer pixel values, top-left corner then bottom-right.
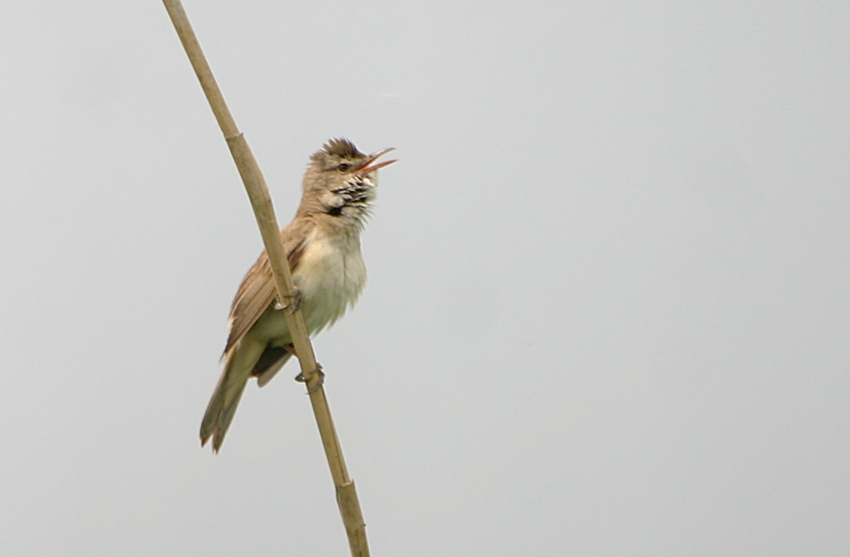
[[295, 363, 325, 393], [274, 287, 302, 316]]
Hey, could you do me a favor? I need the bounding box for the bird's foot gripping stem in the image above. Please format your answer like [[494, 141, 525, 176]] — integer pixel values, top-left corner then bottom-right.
[[274, 287, 302, 316], [295, 363, 325, 393]]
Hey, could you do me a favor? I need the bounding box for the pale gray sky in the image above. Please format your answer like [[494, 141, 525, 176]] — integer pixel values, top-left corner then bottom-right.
[[1, 1, 848, 555]]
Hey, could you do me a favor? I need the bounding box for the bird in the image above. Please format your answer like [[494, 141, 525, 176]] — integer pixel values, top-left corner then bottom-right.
[[200, 138, 396, 452]]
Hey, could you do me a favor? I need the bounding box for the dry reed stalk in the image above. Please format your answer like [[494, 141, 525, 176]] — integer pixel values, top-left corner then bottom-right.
[[161, 1, 369, 555]]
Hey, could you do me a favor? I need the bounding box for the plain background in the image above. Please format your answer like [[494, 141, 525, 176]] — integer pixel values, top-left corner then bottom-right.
[[1, 1, 848, 555]]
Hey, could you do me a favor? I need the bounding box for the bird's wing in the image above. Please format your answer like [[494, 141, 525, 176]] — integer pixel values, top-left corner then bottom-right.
[[222, 219, 313, 355]]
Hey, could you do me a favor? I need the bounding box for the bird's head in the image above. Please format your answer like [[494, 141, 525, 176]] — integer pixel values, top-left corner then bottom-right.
[[302, 138, 396, 221]]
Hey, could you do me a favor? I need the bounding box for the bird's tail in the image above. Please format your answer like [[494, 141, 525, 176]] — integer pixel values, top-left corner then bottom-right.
[[200, 338, 265, 452]]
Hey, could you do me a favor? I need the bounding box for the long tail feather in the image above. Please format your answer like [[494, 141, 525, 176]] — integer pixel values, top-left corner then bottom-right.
[[200, 337, 265, 452]]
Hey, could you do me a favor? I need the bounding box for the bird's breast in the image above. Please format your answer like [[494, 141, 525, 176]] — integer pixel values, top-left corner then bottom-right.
[[293, 228, 367, 335]]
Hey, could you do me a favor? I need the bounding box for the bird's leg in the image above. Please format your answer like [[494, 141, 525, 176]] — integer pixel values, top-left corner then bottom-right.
[[295, 363, 325, 393], [281, 343, 324, 392], [274, 286, 302, 315]]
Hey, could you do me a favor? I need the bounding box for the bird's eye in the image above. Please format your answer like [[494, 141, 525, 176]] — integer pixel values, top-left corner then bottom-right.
[[337, 163, 351, 172]]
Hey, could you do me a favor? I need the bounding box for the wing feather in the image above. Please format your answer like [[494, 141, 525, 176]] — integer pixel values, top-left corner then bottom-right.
[[222, 219, 312, 355]]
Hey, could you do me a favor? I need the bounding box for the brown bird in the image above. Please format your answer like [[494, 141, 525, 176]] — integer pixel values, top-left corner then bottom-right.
[[200, 138, 396, 452]]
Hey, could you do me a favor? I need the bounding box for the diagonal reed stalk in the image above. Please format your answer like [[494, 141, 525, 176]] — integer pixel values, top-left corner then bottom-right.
[[162, 1, 370, 555]]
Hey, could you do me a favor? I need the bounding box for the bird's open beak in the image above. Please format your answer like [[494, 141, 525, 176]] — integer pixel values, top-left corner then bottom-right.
[[355, 147, 397, 174]]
